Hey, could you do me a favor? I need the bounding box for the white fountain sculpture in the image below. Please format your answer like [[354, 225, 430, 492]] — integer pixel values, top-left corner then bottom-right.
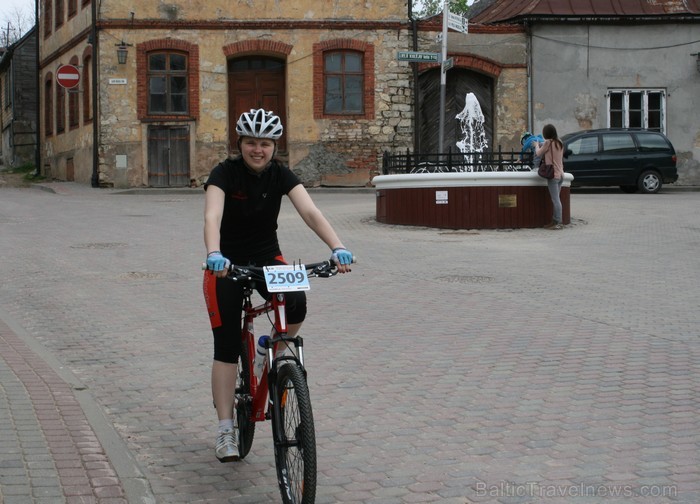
[[456, 92, 488, 172]]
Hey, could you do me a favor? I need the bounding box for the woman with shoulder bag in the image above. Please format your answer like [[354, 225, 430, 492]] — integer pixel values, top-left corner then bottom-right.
[[535, 124, 565, 230]]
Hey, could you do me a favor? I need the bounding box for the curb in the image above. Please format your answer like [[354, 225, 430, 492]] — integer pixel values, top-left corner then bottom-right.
[[0, 308, 156, 504]]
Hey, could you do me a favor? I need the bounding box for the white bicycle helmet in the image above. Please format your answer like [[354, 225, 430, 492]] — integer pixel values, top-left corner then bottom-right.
[[235, 109, 284, 140]]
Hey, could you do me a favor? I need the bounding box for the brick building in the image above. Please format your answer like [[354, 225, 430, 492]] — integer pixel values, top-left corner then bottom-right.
[[38, 1, 537, 188], [38, 0, 418, 187]]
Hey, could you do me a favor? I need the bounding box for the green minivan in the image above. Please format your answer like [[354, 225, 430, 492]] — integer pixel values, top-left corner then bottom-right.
[[562, 128, 678, 194]]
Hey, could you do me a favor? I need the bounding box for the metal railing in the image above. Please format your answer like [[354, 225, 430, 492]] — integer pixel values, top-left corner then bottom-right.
[[381, 147, 534, 175]]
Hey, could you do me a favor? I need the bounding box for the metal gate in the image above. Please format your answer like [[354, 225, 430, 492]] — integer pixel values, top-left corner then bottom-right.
[[147, 126, 190, 187]]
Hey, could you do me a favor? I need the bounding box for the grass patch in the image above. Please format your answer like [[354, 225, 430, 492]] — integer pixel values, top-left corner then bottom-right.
[[1, 163, 46, 182], [5, 163, 36, 174], [19, 164, 45, 181]]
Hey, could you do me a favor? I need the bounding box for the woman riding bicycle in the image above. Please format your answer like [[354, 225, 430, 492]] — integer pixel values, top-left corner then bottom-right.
[[202, 108, 353, 462]]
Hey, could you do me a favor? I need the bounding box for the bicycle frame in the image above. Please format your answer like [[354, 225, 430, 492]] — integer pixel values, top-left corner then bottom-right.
[[241, 288, 306, 423], [214, 259, 344, 503]]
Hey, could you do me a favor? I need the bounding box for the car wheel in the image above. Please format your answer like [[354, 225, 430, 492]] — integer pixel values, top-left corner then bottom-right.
[[638, 170, 662, 194], [620, 185, 638, 194]]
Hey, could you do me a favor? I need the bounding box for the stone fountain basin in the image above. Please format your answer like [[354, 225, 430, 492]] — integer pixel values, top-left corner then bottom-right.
[[373, 171, 574, 229]]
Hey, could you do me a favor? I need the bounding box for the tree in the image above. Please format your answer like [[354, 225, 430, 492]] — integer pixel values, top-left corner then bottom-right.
[[1, 6, 34, 46], [414, 0, 472, 18]]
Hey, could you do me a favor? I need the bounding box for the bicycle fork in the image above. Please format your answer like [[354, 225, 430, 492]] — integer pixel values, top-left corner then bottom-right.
[[268, 292, 306, 370]]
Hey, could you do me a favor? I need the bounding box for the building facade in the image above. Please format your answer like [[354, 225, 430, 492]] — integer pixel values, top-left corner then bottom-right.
[[471, 0, 700, 185], [412, 18, 529, 155], [39, 0, 424, 188], [38, 0, 544, 188], [1, 27, 38, 169]]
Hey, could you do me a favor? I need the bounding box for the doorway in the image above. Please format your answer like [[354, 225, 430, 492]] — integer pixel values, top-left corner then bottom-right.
[[147, 126, 190, 187], [228, 57, 287, 153], [418, 69, 494, 153]]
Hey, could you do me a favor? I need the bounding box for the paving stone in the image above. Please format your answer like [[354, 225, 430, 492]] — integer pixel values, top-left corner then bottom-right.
[[1, 184, 699, 502]]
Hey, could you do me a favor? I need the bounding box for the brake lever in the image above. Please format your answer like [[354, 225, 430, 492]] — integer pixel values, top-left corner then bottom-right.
[[319, 264, 339, 277]]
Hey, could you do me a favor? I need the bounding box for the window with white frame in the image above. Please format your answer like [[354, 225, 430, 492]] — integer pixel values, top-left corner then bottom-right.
[[607, 89, 665, 133]]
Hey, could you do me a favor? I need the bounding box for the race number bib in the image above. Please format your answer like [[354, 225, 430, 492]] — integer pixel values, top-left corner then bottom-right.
[[263, 265, 311, 292]]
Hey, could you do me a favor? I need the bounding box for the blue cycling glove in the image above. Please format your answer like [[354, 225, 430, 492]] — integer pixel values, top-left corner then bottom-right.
[[331, 247, 353, 266], [206, 251, 229, 272]]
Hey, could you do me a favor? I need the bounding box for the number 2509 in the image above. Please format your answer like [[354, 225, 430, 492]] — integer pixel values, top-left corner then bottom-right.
[[267, 271, 306, 285], [263, 265, 311, 292]]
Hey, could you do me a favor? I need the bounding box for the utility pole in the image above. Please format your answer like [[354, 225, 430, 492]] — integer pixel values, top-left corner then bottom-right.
[[438, 1, 448, 154]]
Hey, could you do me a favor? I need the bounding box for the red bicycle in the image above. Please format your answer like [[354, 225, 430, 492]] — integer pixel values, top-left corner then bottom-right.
[[220, 260, 341, 504]]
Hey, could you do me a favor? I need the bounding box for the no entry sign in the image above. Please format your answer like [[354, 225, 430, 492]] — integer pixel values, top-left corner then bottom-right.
[[56, 64, 80, 89]]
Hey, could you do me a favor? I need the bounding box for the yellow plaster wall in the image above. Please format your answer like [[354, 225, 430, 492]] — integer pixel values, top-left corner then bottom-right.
[[101, 0, 406, 21]]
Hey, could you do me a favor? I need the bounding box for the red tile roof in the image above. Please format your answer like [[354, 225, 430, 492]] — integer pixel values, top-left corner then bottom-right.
[[470, 0, 700, 24]]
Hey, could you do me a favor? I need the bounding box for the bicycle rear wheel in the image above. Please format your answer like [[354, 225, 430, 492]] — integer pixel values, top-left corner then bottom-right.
[[272, 363, 316, 504], [235, 337, 255, 459]]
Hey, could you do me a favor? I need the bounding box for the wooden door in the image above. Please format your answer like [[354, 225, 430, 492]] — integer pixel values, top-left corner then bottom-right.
[[228, 57, 286, 153], [147, 126, 190, 187], [66, 157, 74, 181]]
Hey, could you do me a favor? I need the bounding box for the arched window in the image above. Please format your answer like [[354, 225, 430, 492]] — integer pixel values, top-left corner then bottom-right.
[[56, 84, 65, 133], [43, 0, 52, 37], [82, 53, 92, 123], [68, 57, 80, 129], [44, 76, 53, 136], [55, 0, 64, 28]]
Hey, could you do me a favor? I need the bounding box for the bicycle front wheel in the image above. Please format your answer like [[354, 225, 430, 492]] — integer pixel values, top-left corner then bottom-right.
[[235, 337, 255, 459], [272, 363, 316, 504]]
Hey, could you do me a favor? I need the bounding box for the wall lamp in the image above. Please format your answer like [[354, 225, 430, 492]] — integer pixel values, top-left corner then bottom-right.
[[692, 53, 700, 74], [116, 41, 133, 64]]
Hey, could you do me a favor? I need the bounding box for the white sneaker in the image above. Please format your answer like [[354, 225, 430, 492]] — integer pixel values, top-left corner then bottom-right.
[[215, 428, 240, 462]]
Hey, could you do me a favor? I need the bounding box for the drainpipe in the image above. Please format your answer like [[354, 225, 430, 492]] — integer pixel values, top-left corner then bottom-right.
[[408, 3, 419, 153], [34, 0, 40, 174], [525, 21, 533, 133], [90, 0, 99, 187]]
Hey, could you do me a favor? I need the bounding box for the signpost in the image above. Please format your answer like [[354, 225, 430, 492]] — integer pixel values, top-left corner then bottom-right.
[[398, 3, 468, 154], [443, 57, 454, 72], [397, 51, 441, 63], [448, 12, 468, 34], [438, 3, 468, 153], [56, 64, 80, 89]]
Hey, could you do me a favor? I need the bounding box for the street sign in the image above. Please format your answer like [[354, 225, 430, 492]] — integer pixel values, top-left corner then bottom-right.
[[397, 51, 441, 63], [56, 64, 80, 89], [447, 12, 468, 33], [443, 57, 454, 72]]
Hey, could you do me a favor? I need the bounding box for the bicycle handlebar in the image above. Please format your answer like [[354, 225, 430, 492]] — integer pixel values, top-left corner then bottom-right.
[[202, 257, 356, 282]]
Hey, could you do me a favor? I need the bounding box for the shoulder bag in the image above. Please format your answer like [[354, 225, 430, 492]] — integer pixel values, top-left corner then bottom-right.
[[537, 146, 555, 179]]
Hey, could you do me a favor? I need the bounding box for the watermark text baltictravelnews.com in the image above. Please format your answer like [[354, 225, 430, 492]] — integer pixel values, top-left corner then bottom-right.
[[475, 481, 678, 499]]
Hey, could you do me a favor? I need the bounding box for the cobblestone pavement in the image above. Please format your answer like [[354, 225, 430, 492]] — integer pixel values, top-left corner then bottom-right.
[[0, 182, 699, 503]]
